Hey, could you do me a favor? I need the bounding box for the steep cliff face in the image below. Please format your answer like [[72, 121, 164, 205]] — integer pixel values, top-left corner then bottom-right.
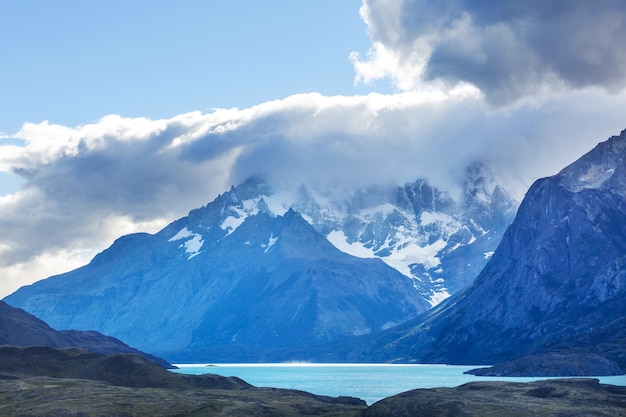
[[452, 129, 626, 363], [358, 129, 626, 368]]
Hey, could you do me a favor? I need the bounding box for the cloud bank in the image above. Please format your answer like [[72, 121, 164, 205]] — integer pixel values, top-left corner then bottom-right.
[[2, 89, 625, 296], [1, 0, 625, 297]]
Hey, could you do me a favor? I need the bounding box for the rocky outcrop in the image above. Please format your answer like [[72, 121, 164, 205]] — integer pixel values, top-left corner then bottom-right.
[[421, 129, 626, 367], [359, 379, 626, 417]]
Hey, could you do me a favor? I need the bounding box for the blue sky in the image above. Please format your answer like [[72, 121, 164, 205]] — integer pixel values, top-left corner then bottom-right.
[[0, 0, 375, 135], [1, 0, 626, 296]]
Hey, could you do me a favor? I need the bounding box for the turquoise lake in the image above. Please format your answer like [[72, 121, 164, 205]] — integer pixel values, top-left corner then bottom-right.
[[172, 363, 626, 405]]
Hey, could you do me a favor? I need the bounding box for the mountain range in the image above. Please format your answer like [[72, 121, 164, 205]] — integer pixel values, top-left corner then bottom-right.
[[4, 162, 515, 362], [5, 128, 626, 372]]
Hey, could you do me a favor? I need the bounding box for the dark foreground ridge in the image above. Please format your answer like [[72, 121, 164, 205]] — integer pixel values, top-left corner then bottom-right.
[[0, 345, 366, 417], [360, 378, 626, 417], [3, 346, 626, 416]]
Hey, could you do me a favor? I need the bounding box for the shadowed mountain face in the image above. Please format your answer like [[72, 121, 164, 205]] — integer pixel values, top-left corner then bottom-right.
[[5, 209, 429, 362], [0, 301, 170, 368], [343, 129, 626, 371]]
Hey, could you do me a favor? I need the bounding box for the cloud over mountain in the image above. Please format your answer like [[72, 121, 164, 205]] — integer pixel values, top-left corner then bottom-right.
[[2, 90, 625, 297]]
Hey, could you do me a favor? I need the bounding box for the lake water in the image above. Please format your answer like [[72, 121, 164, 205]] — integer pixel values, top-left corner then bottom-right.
[[172, 363, 626, 405]]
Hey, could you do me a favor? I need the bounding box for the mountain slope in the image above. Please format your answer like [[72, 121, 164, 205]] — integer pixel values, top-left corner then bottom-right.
[[352, 128, 626, 370], [5, 208, 429, 362]]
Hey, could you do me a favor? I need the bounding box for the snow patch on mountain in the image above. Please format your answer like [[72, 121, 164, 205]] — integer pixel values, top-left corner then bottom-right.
[[221, 213, 246, 234], [184, 235, 204, 259], [221, 198, 262, 235], [327, 229, 445, 277], [169, 227, 193, 242], [428, 286, 450, 306], [169, 227, 204, 259], [385, 239, 447, 276], [327, 230, 376, 259], [263, 233, 278, 253]]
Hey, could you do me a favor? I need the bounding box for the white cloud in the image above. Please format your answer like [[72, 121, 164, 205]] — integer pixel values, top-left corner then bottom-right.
[[350, 1, 431, 91]]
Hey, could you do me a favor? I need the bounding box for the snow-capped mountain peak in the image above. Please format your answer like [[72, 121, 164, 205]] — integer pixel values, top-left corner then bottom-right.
[[175, 164, 517, 305]]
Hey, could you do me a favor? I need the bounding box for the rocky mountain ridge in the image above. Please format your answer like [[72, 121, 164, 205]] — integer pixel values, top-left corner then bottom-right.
[[262, 162, 517, 304]]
